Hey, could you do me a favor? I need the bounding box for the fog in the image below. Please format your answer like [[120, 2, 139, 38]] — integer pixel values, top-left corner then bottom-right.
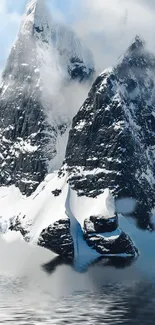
[[1, 0, 155, 75], [71, 0, 155, 73]]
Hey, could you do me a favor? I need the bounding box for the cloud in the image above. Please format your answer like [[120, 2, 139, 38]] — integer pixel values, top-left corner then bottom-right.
[[1, 0, 155, 79], [72, 0, 155, 73]]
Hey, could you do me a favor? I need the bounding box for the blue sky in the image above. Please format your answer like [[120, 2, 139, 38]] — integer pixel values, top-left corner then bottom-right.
[[0, 0, 155, 77]]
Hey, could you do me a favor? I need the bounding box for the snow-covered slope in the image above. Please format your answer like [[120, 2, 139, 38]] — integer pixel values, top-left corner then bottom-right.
[[0, 0, 94, 195], [65, 36, 155, 230], [1, 35, 154, 265], [0, 171, 138, 270]]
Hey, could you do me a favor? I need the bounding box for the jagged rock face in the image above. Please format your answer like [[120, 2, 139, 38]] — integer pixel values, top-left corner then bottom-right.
[[0, 86, 51, 194], [65, 37, 155, 229], [0, 0, 94, 195], [38, 219, 74, 260]]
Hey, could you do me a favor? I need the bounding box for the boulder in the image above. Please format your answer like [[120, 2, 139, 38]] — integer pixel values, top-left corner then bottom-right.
[[38, 218, 74, 260], [84, 214, 118, 234], [84, 231, 138, 256]]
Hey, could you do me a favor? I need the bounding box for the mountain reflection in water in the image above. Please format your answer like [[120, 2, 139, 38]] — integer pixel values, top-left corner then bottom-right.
[[42, 255, 137, 274], [0, 233, 155, 324], [0, 273, 155, 325]]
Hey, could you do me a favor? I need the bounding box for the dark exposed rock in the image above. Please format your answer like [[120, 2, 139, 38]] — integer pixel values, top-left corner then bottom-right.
[[51, 189, 62, 196], [38, 219, 74, 260], [84, 231, 138, 256], [9, 215, 30, 241], [68, 57, 94, 82], [0, 85, 52, 195], [65, 36, 155, 229], [84, 215, 118, 234], [83, 214, 137, 257]]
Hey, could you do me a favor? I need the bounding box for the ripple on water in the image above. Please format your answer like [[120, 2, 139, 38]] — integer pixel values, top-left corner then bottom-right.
[[0, 275, 155, 325]]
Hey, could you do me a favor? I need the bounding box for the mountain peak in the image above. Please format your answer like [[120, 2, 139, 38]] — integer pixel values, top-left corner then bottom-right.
[[127, 35, 145, 54], [26, 0, 44, 12], [0, 0, 95, 195], [20, 0, 50, 37], [24, 0, 45, 19], [117, 35, 155, 71], [65, 37, 155, 229]]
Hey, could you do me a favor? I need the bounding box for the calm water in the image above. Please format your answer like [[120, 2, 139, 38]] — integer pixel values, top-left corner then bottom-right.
[[0, 236, 155, 324]]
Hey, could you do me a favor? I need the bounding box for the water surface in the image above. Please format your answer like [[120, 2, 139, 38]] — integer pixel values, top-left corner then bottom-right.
[[0, 235, 155, 324]]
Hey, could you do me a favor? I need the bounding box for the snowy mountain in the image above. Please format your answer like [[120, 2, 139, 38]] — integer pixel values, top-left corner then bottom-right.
[[64, 36, 155, 230], [1, 9, 154, 265], [0, 0, 94, 195]]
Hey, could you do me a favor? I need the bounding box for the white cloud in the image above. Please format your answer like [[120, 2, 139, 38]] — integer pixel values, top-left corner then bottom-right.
[[72, 0, 155, 73], [1, 0, 155, 77]]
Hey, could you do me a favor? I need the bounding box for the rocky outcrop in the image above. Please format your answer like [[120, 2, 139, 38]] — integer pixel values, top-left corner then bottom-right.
[[38, 219, 74, 260], [84, 214, 118, 234], [84, 231, 138, 256], [9, 215, 30, 241], [83, 213, 137, 256], [37, 216, 137, 259], [65, 36, 155, 229]]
